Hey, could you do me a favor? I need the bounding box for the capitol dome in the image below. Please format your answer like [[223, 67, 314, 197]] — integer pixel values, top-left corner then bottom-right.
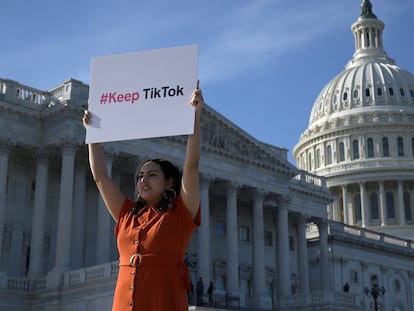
[[293, 0, 414, 240], [307, 2, 414, 132]]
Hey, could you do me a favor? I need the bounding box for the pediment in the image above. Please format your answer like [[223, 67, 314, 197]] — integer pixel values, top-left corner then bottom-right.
[[200, 104, 297, 178]]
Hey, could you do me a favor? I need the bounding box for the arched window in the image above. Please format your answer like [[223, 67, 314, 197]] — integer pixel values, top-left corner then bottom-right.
[[353, 89, 359, 99], [398, 136, 404, 156], [354, 194, 362, 223], [382, 137, 389, 157], [308, 153, 312, 171], [404, 191, 412, 222], [400, 88, 405, 96], [352, 139, 359, 160], [370, 193, 379, 220], [343, 92, 348, 101], [316, 149, 321, 169], [367, 138, 374, 158], [386, 191, 395, 220], [365, 88, 371, 97], [326, 145, 332, 165], [339, 142, 345, 162], [377, 87, 383, 96], [389, 87, 394, 96]]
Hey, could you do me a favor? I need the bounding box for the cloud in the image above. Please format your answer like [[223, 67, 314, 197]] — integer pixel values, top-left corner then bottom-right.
[[198, 1, 352, 85]]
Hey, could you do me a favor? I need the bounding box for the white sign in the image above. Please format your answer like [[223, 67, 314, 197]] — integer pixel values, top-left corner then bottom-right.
[[85, 45, 198, 143]]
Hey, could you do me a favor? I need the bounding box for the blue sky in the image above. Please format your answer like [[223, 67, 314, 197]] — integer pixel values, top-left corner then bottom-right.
[[1, 0, 413, 163]]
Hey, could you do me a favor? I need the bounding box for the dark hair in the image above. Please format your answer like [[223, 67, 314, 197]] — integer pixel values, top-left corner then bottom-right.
[[132, 158, 182, 214]]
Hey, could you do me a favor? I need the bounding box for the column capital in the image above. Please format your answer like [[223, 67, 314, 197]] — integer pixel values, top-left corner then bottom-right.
[[251, 188, 266, 200], [0, 138, 15, 154], [277, 194, 292, 208], [226, 181, 241, 192], [58, 141, 79, 154], [33, 148, 50, 159], [102, 147, 118, 161], [200, 173, 214, 185]]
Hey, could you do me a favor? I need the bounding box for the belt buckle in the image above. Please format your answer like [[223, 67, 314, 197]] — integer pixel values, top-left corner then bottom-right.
[[129, 253, 142, 267]]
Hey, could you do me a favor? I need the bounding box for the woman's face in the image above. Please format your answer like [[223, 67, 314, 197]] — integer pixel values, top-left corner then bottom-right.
[[137, 161, 172, 205]]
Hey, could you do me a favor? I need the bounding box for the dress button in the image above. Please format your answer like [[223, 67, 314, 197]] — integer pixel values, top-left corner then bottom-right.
[[129, 302, 133, 307], [129, 286, 134, 290], [131, 271, 135, 275], [134, 240, 138, 244]]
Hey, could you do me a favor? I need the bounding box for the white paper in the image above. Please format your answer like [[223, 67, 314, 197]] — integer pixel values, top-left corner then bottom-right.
[[85, 45, 198, 143]]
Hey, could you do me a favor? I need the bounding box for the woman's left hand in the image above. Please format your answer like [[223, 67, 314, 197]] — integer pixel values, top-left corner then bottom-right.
[[190, 80, 204, 113]]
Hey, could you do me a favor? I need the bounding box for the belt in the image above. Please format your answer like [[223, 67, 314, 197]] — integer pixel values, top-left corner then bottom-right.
[[119, 253, 191, 292]]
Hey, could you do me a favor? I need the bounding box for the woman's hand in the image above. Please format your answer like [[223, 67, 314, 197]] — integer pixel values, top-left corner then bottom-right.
[[82, 110, 91, 128], [190, 80, 204, 114]]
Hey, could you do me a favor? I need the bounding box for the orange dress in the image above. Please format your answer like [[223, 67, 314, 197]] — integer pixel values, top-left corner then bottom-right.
[[112, 195, 200, 311]]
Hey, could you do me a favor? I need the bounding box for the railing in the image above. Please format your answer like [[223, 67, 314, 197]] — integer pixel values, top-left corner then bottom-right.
[[291, 170, 327, 189], [308, 221, 414, 251], [0, 78, 60, 108], [279, 290, 357, 307]]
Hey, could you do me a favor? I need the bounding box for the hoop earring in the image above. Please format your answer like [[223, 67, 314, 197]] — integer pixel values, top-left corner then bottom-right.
[[163, 188, 177, 203]]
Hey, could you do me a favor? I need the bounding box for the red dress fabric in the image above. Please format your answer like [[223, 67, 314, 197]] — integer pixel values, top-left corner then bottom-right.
[[112, 195, 200, 311]]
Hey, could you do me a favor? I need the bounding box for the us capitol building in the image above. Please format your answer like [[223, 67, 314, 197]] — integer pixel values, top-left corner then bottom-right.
[[0, 1, 413, 310]]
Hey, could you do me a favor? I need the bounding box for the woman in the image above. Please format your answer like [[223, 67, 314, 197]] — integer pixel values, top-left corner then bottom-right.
[[83, 84, 204, 311]]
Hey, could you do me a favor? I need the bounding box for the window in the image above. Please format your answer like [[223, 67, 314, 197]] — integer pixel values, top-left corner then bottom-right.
[[215, 221, 226, 238], [308, 153, 312, 171], [339, 142, 345, 162], [410, 89, 414, 97], [214, 275, 225, 291], [239, 226, 250, 242], [350, 270, 358, 283], [386, 191, 395, 220], [352, 139, 359, 160], [365, 88, 371, 97], [289, 236, 295, 252], [316, 149, 321, 168], [389, 87, 394, 96], [370, 193, 379, 220], [377, 87, 383, 96], [326, 145, 332, 165], [354, 194, 362, 223], [353, 89, 359, 99], [398, 136, 404, 156], [382, 137, 389, 156], [400, 88, 405, 96], [240, 279, 251, 297], [264, 231, 273, 247], [367, 138, 374, 158], [404, 191, 412, 221], [343, 92, 348, 101]]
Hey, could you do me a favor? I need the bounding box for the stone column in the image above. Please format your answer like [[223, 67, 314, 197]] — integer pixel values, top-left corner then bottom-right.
[[96, 150, 115, 264], [359, 182, 367, 227], [277, 196, 290, 297], [341, 185, 349, 224], [379, 181, 386, 226], [397, 180, 406, 226], [226, 181, 240, 304], [71, 162, 87, 269], [52, 144, 77, 271], [296, 214, 309, 293], [0, 141, 12, 272], [317, 219, 331, 290], [28, 150, 49, 277], [198, 174, 212, 283], [252, 189, 268, 308]]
